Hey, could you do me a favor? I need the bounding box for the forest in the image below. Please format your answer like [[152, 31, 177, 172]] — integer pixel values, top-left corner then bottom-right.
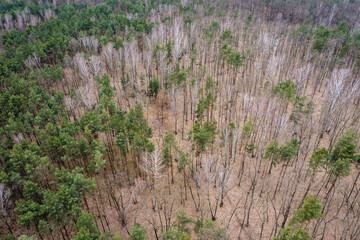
[[0, 0, 360, 239]]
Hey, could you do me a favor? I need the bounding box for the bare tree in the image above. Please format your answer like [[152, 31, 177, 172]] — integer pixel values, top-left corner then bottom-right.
[[172, 17, 188, 63], [4, 14, 14, 31], [320, 69, 360, 149], [202, 156, 232, 221], [79, 36, 99, 54], [101, 42, 118, 77], [29, 15, 39, 27], [143, 149, 165, 211], [295, 63, 312, 97], [43, 9, 56, 21], [124, 40, 139, 83], [88, 55, 102, 77], [0, 184, 12, 235], [73, 53, 90, 83], [25, 53, 41, 69]]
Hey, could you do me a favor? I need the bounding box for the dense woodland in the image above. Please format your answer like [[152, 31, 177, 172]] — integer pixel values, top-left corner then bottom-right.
[[0, 0, 360, 239]]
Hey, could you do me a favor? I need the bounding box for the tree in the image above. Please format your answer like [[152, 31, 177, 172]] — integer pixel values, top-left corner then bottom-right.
[[190, 121, 217, 157], [267, 139, 300, 198], [143, 148, 164, 210], [328, 129, 359, 179], [111, 233, 123, 240], [309, 148, 329, 172], [311, 129, 359, 202], [130, 223, 148, 240], [175, 210, 193, 235], [148, 78, 160, 99], [195, 77, 217, 122], [72, 211, 100, 240], [170, 69, 187, 134], [221, 29, 233, 41], [202, 156, 232, 220], [316, 129, 359, 209], [99, 74, 115, 111], [272, 80, 296, 103], [114, 36, 124, 50], [194, 218, 227, 240], [275, 195, 322, 240], [163, 132, 178, 184], [264, 140, 279, 175]]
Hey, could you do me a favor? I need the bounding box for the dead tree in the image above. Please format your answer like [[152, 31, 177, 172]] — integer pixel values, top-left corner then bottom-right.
[[143, 149, 165, 211]]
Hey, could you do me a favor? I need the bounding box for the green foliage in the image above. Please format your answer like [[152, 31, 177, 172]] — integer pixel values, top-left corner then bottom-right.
[[6, 140, 46, 188], [116, 132, 128, 155], [265, 139, 299, 165], [0, 0, 26, 15], [184, 16, 192, 25], [204, 21, 220, 41], [15, 199, 43, 227], [265, 140, 278, 159], [130, 223, 148, 240], [32, 64, 64, 83], [310, 22, 351, 53], [0, 1, 154, 82], [339, 39, 351, 57], [311, 129, 359, 180], [293, 24, 313, 40], [115, 36, 124, 50], [175, 210, 193, 235], [163, 229, 182, 240], [190, 49, 197, 70], [163, 132, 176, 161], [124, 103, 154, 155], [111, 233, 123, 240], [89, 140, 106, 173], [148, 78, 160, 98], [177, 234, 191, 240], [309, 148, 329, 172], [45, 167, 95, 220], [195, 77, 217, 120], [3, 235, 15, 240], [100, 74, 115, 111], [0, 1, 160, 239], [328, 129, 359, 178], [195, 218, 227, 240], [330, 129, 358, 163], [221, 29, 233, 41], [290, 195, 322, 225], [15, 166, 95, 230], [166, 40, 174, 63], [242, 120, 255, 138], [272, 80, 296, 102], [72, 211, 100, 240], [275, 195, 322, 240], [275, 139, 300, 164], [211, 21, 220, 30], [244, 14, 253, 33], [170, 70, 187, 87], [220, 44, 245, 68], [333, 21, 350, 39], [290, 96, 313, 124], [178, 152, 190, 172], [221, 122, 235, 144], [312, 37, 329, 52], [312, 26, 332, 52], [190, 121, 217, 156], [38, 220, 50, 236], [275, 227, 311, 240]]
